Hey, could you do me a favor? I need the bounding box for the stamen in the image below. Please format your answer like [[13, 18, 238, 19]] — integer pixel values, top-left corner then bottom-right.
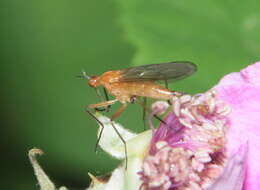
[[140, 90, 230, 189]]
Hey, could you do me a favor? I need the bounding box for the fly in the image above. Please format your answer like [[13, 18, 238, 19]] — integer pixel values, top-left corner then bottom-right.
[[80, 61, 197, 168]]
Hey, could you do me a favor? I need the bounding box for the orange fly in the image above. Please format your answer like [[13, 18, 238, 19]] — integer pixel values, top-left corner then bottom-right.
[[80, 61, 197, 167]]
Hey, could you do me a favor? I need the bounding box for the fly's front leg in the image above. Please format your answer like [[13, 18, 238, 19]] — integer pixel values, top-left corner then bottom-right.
[[85, 107, 106, 153], [94, 88, 106, 112], [87, 100, 129, 169], [94, 88, 111, 112], [87, 99, 118, 152], [88, 99, 118, 109]]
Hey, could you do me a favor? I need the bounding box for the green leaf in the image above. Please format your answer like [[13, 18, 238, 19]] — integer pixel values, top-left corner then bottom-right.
[[116, 0, 260, 92]]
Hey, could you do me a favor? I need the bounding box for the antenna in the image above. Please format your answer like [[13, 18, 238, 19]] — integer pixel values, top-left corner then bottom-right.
[[77, 70, 91, 80]]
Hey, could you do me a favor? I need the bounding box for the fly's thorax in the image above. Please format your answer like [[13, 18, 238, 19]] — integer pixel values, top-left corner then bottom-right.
[[100, 70, 123, 83]]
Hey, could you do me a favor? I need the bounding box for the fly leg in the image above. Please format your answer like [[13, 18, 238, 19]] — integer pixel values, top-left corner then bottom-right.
[[143, 97, 147, 130], [87, 99, 118, 152], [85, 108, 105, 153], [88, 99, 118, 109], [88, 100, 129, 169], [94, 88, 105, 112], [103, 88, 111, 112], [136, 99, 168, 127], [128, 96, 148, 129], [164, 79, 172, 105], [111, 103, 128, 121], [132, 97, 147, 130], [94, 88, 109, 112], [164, 79, 169, 89], [110, 103, 128, 168], [148, 101, 170, 133]]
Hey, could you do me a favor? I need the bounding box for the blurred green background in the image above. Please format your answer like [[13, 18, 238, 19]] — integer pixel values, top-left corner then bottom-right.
[[1, 0, 260, 189]]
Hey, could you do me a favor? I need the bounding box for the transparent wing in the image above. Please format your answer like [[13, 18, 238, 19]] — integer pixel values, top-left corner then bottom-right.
[[118, 61, 197, 82]]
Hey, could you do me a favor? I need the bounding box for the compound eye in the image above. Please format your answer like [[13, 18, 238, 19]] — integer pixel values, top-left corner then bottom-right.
[[88, 76, 99, 88]]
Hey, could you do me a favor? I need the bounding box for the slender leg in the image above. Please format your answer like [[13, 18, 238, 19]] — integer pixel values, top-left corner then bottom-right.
[[110, 122, 128, 169], [86, 99, 118, 152], [154, 114, 167, 125], [88, 99, 118, 109], [94, 88, 106, 111], [85, 108, 105, 153], [87, 102, 128, 169], [111, 103, 128, 121], [164, 80, 172, 105], [103, 88, 111, 112], [110, 103, 128, 168], [95, 88, 103, 101], [143, 97, 147, 130], [95, 107, 107, 112], [136, 99, 167, 126], [164, 79, 169, 89]]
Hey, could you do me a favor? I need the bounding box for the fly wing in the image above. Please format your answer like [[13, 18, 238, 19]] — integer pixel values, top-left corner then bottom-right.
[[118, 61, 197, 82]]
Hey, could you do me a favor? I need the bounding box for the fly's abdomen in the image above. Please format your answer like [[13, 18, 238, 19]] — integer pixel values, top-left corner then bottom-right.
[[108, 81, 173, 101], [142, 83, 173, 100], [126, 82, 173, 100]]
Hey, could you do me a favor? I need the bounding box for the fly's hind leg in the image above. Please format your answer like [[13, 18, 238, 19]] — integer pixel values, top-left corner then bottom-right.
[[128, 96, 147, 129], [136, 99, 168, 127], [164, 79, 173, 105]]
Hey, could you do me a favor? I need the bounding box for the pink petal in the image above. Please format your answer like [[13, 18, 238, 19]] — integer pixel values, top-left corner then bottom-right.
[[206, 143, 248, 190], [215, 62, 260, 190]]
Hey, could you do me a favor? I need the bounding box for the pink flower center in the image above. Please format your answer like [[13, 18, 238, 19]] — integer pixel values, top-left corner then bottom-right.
[[140, 90, 231, 190]]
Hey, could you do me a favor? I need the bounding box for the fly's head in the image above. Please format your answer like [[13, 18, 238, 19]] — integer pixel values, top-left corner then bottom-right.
[[88, 76, 101, 88], [78, 71, 101, 88]]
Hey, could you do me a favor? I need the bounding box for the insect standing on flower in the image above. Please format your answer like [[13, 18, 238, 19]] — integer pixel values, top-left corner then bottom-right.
[[80, 61, 197, 168]]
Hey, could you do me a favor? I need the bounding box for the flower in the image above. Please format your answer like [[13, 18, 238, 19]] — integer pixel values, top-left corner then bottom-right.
[[140, 91, 230, 190], [214, 62, 260, 190], [29, 62, 260, 190]]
